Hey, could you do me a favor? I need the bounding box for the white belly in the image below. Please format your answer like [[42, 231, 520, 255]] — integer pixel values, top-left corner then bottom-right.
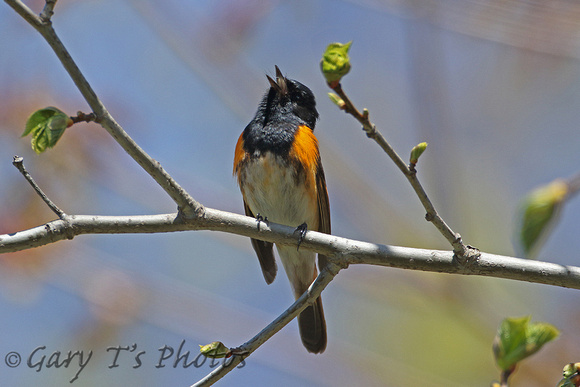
[[240, 152, 318, 295], [240, 152, 318, 229]]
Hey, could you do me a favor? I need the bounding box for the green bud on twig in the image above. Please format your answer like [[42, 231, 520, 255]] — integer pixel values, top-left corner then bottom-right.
[[558, 363, 580, 387], [321, 41, 352, 87], [492, 316, 559, 372], [518, 179, 569, 257], [23, 107, 73, 154], [199, 341, 231, 358], [410, 142, 428, 165], [563, 363, 580, 379], [327, 93, 345, 109]]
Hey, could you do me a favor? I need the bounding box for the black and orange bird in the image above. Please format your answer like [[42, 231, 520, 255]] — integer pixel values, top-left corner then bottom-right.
[[233, 66, 330, 353]]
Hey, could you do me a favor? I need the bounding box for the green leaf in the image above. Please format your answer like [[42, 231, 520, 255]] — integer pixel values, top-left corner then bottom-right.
[[493, 316, 559, 371], [23, 107, 72, 154], [46, 114, 70, 147], [31, 126, 49, 154], [199, 341, 230, 358], [320, 41, 352, 85], [518, 179, 569, 257], [24, 107, 54, 136]]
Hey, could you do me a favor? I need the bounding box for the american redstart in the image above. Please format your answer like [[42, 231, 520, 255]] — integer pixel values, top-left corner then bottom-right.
[[233, 66, 330, 353]]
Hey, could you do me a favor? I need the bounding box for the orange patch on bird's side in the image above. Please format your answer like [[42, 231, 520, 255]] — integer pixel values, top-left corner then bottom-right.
[[290, 125, 320, 202], [291, 125, 320, 172], [233, 133, 246, 177]]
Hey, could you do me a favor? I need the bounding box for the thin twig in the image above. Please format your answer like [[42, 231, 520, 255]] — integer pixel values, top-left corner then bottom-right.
[[500, 367, 514, 387], [70, 111, 96, 125], [39, 0, 57, 22], [330, 82, 476, 260], [192, 263, 341, 387], [566, 171, 580, 198], [12, 155, 66, 219], [5, 0, 42, 26], [4, 0, 204, 218]]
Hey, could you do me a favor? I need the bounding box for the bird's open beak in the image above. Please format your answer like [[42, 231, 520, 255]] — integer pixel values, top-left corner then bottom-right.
[[266, 65, 288, 96]]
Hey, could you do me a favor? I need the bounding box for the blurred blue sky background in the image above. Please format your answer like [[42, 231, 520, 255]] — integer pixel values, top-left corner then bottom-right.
[[2, 0, 580, 386]]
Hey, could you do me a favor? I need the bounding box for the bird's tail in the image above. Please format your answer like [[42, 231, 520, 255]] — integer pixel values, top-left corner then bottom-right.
[[298, 294, 327, 353]]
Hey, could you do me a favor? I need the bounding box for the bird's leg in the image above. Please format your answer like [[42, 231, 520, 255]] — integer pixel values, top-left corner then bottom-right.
[[295, 222, 308, 251], [255, 213, 268, 231]]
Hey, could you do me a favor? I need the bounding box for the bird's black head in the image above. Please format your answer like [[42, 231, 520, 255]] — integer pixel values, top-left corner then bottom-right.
[[242, 67, 319, 156], [262, 66, 319, 129]]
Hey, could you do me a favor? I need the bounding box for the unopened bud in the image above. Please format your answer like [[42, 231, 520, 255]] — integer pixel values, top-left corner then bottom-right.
[[321, 41, 352, 86]]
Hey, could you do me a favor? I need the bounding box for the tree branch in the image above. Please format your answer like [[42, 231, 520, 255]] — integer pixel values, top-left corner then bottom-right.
[[12, 155, 66, 219], [4, 0, 203, 218], [39, 0, 56, 22], [330, 82, 476, 260], [4, 0, 42, 26], [1, 209, 579, 290], [191, 263, 341, 387]]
